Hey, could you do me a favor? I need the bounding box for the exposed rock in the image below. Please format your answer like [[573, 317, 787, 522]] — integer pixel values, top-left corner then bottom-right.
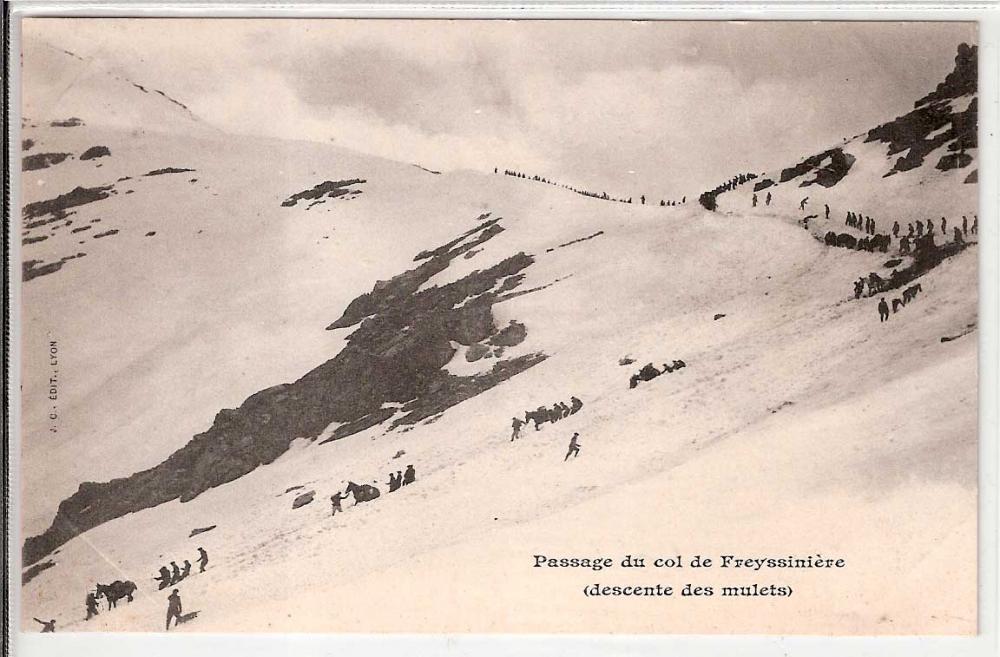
[[778, 148, 856, 188], [146, 167, 196, 176], [23, 252, 87, 282], [937, 152, 973, 171], [466, 343, 490, 362], [23, 185, 114, 220], [292, 491, 316, 509], [23, 152, 71, 171], [50, 117, 84, 127], [80, 145, 111, 161], [188, 525, 216, 538], [22, 560, 55, 585], [281, 179, 365, 207], [23, 215, 547, 565], [488, 320, 527, 347]]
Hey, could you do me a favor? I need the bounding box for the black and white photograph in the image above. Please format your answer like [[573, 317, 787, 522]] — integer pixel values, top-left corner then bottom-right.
[[8, 15, 989, 638]]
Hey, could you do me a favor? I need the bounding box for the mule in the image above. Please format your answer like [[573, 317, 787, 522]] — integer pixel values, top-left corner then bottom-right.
[[345, 481, 380, 505], [95, 580, 137, 610]]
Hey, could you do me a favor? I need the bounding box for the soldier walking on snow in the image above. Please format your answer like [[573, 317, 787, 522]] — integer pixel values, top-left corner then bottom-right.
[[511, 416, 524, 441], [165, 590, 183, 631], [85, 593, 100, 621], [878, 298, 890, 323], [564, 433, 581, 461], [197, 547, 209, 573]]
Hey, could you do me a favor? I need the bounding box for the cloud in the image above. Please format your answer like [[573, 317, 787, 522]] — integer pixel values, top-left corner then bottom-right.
[[22, 18, 977, 197]]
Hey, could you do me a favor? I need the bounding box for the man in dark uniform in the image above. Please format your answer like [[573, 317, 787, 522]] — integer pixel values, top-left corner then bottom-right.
[[156, 566, 172, 590], [878, 298, 890, 322], [564, 433, 581, 461], [197, 547, 209, 573], [403, 465, 416, 485], [86, 592, 100, 620], [330, 491, 349, 517], [33, 618, 56, 633], [511, 416, 523, 441], [166, 590, 182, 631]]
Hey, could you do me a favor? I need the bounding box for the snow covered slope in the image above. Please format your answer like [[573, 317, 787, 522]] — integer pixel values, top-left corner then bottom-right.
[[18, 41, 978, 634]]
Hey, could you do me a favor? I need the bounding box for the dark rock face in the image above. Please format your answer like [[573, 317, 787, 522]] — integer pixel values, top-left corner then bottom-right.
[[50, 117, 84, 127], [22, 560, 56, 585], [23, 185, 114, 220], [778, 148, 856, 188], [866, 44, 977, 177], [753, 178, 775, 192], [937, 152, 973, 171], [23, 152, 71, 171], [188, 525, 216, 538], [914, 43, 977, 108], [23, 252, 87, 282], [23, 215, 547, 565], [281, 179, 366, 207], [292, 491, 316, 509], [80, 146, 111, 161], [145, 167, 196, 176]]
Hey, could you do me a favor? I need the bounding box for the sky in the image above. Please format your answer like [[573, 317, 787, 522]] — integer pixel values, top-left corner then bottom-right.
[[22, 19, 977, 199]]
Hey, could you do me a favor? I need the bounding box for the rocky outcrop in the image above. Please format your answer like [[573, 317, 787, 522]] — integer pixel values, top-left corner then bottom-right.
[[23, 152, 71, 171], [23, 215, 547, 565], [80, 146, 111, 161], [281, 179, 366, 208], [778, 148, 856, 188], [23, 185, 114, 221], [145, 167, 196, 176], [866, 44, 977, 177]]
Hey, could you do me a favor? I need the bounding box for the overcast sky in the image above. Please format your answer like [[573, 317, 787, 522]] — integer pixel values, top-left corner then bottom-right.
[[24, 19, 976, 198]]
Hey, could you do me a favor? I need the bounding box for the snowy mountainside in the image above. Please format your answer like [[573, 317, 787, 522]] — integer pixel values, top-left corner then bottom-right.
[[18, 41, 979, 634], [714, 44, 977, 224]]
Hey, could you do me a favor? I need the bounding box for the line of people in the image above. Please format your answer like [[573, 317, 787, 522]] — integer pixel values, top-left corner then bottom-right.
[[878, 283, 923, 322], [846, 211, 878, 235], [155, 547, 209, 590], [629, 360, 686, 389], [512, 396, 584, 438], [386, 464, 417, 492], [496, 167, 685, 208]]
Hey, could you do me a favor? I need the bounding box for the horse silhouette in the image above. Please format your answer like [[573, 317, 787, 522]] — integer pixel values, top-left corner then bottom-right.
[[95, 580, 136, 610], [345, 481, 380, 505]]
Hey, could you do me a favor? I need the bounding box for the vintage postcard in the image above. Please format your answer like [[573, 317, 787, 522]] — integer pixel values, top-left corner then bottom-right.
[[14, 18, 979, 635]]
